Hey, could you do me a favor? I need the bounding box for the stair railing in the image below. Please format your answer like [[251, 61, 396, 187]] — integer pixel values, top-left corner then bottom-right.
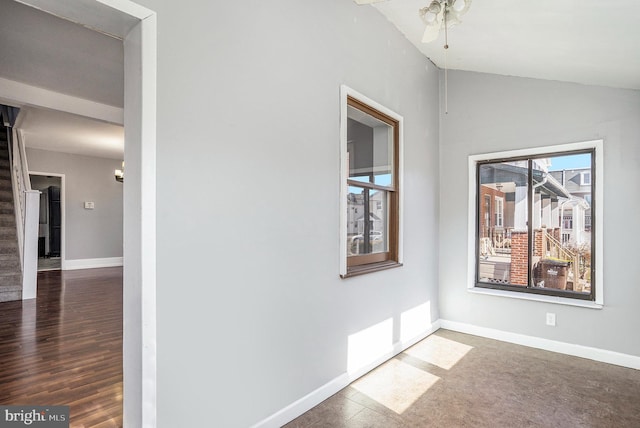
[[543, 229, 581, 290], [10, 126, 39, 299]]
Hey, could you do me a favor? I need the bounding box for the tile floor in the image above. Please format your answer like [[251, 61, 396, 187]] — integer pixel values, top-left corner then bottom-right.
[[37, 256, 61, 271], [285, 329, 640, 427]]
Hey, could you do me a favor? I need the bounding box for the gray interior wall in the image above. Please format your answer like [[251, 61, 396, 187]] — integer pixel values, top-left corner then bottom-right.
[[135, 0, 440, 426], [26, 148, 123, 260], [0, 0, 123, 107], [439, 70, 640, 357]]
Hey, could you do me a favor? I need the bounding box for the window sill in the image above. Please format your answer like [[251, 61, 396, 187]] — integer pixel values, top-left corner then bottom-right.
[[468, 287, 603, 309], [341, 261, 403, 278]]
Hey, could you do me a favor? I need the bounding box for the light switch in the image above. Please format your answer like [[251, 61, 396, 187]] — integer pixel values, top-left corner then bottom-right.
[[84, 201, 95, 209]]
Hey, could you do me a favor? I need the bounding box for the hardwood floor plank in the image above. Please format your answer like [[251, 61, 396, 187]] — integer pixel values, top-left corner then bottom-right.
[[0, 267, 123, 427]]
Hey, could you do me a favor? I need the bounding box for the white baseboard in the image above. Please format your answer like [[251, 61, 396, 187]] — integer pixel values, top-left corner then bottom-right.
[[440, 319, 640, 370], [252, 320, 441, 428], [63, 257, 123, 270]]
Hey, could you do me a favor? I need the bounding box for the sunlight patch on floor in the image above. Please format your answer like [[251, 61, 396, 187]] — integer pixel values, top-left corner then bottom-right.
[[404, 334, 473, 370], [352, 358, 439, 414]]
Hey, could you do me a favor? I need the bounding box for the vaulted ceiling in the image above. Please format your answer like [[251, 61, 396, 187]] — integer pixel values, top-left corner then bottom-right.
[[1, 0, 638, 160], [373, 0, 640, 90]]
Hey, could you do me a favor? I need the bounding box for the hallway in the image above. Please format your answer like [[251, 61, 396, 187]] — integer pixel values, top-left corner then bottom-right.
[[0, 267, 122, 427]]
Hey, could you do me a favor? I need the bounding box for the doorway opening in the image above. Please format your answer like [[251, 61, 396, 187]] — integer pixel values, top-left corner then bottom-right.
[[0, 1, 157, 425], [29, 173, 64, 271]]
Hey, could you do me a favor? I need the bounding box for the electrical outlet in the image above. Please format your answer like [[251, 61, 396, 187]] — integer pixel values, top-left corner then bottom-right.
[[546, 312, 556, 326], [84, 201, 95, 210]]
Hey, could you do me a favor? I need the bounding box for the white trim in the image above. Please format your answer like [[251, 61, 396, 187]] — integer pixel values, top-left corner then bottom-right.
[[252, 374, 350, 428], [16, 2, 157, 427], [64, 256, 123, 270], [467, 140, 604, 306], [440, 319, 640, 370], [468, 287, 603, 309], [22, 191, 40, 299], [252, 320, 440, 428], [0, 77, 123, 125], [339, 85, 404, 277], [137, 14, 157, 428], [95, 0, 155, 20], [28, 171, 66, 270]]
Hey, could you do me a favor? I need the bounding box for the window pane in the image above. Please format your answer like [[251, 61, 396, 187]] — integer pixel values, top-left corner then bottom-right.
[[478, 162, 529, 287], [347, 185, 389, 256], [347, 106, 393, 187], [533, 153, 592, 295]]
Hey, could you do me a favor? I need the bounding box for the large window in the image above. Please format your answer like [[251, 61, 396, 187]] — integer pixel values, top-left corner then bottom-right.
[[469, 141, 603, 305], [340, 87, 402, 277]]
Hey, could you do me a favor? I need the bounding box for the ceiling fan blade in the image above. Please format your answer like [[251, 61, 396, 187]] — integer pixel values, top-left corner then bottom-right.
[[422, 21, 442, 43]]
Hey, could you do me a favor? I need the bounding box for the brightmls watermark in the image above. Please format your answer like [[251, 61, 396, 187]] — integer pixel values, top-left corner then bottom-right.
[[0, 406, 68, 427]]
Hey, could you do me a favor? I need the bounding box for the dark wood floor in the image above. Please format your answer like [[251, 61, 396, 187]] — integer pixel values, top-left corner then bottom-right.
[[0, 268, 123, 427]]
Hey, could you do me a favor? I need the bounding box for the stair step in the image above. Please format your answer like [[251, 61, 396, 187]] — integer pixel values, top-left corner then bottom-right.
[[0, 227, 17, 239], [0, 241, 18, 254], [0, 258, 20, 272], [0, 201, 13, 216], [0, 283, 21, 292], [0, 190, 12, 202], [0, 273, 21, 289], [0, 288, 22, 302], [0, 215, 15, 227], [0, 252, 19, 263], [0, 225, 16, 237]]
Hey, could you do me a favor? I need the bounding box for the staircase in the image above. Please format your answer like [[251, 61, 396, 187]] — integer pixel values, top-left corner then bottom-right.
[[0, 134, 22, 301]]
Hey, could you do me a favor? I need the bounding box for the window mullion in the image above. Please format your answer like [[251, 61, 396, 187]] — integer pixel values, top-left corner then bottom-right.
[[527, 159, 533, 289]]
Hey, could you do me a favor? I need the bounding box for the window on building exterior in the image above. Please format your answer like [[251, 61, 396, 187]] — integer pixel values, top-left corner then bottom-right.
[[472, 145, 600, 302], [495, 196, 504, 228], [340, 87, 402, 277]]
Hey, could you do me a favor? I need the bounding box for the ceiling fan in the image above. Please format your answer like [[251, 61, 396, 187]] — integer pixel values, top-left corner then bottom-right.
[[354, 0, 472, 114], [354, 0, 472, 45]]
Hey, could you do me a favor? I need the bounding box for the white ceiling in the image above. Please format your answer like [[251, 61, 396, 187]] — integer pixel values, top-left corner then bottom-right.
[[373, 0, 640, 90], [19, 107, 124, 160]]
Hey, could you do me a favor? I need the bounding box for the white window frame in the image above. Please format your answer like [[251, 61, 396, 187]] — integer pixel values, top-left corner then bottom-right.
[[339, 85, 403, 277], [581, 171, 592, 186], [467, 140, 604, 308]]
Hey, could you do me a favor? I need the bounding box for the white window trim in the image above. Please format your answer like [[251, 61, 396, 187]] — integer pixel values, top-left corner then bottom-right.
[[339, 85, 404, 277], [467, 140, 604, 307], [581, 171, 592, 185]]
